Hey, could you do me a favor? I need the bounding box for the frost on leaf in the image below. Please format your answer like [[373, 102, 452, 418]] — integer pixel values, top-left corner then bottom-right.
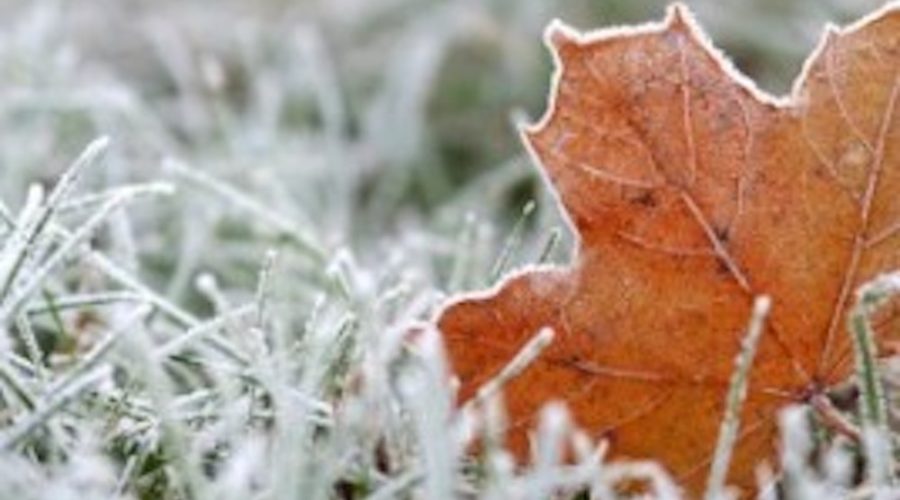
[[437, 2, 900, 494]]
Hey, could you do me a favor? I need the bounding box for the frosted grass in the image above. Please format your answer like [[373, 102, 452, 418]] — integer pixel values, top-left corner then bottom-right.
[[0, 0, 895, 499]]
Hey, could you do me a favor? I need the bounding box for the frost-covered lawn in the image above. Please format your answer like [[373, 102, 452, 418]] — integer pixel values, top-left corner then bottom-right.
[[0, 1, 893, 498]]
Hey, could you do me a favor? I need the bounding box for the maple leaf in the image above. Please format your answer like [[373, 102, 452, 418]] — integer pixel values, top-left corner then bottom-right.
[[437, 2, 900, 495]]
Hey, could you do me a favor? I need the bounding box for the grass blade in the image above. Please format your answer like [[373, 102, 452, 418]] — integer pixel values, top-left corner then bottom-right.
[[705, 295, 771, 499]]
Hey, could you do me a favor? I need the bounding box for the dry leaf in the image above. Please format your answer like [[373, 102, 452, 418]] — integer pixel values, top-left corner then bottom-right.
[[437, 2, 900, 494]]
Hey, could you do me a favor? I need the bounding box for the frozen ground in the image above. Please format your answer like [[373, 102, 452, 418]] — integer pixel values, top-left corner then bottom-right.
[[0, 1, 893, 498]]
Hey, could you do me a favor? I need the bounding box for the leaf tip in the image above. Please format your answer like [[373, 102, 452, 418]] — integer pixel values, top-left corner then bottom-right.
[[665, 2, 697, 32], [543, 19, 579, 53]]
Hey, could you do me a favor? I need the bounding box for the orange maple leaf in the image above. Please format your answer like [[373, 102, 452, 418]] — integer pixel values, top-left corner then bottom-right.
[[437, 2, 900, 494]]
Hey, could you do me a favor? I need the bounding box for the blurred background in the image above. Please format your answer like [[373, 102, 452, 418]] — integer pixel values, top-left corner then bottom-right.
[[0, 3, 885, 221], [0, 0, 885, 224]]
